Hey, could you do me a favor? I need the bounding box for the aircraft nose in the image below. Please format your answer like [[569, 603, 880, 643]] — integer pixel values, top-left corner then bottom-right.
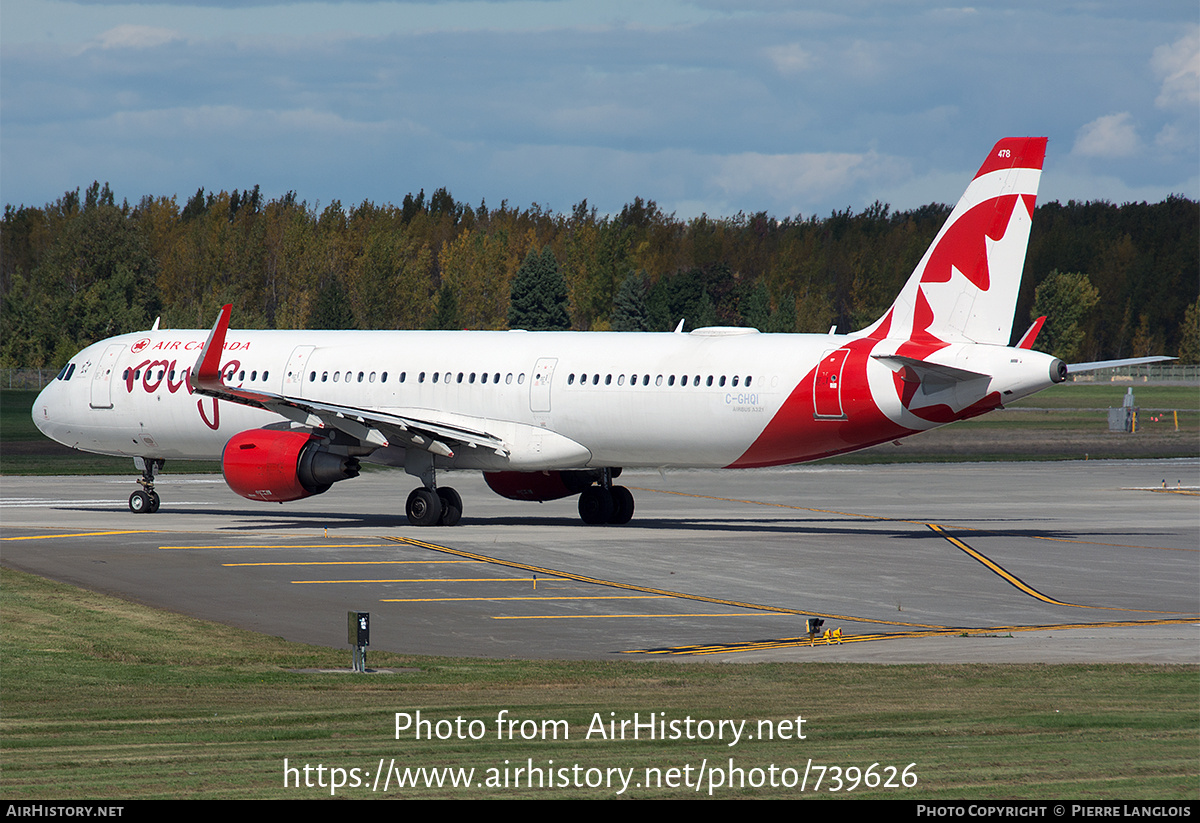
[[32, 379, 67, 443]]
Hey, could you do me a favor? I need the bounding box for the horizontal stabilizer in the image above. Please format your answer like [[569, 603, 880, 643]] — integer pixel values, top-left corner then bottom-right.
[[1066, 356, 1176, 374]]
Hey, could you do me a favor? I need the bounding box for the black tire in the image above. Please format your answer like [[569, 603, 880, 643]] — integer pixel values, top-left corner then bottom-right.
[[148, 491, 161, 513], [437, 487, 462, 527], [608, 486, 635, 524], [406, 488, 443, 527], [129, 491, 150, 514], [578, 486, 614, 525]]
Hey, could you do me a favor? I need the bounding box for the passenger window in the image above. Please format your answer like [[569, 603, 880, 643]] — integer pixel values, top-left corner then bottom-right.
[[333, 372, 340, 382], [706, 375, 713, 386], [456, 372, 463, 384], [518, 373, 525, 385], [668, 375, 675, 386], [568, 374, 575, 385], [309, 371, 315, 382], [605, 374, 612, 385], [263, 371, 269, 381], [433, 373, 439, 383], [732, 375, 739, 387], [418, 372, 425, 383], [719, 376, 726, 387], [481, 373, 488, 384], [321, 372, 328, 382], [506, 373, 513, 384], [358, 372, 364, 383], [618, 375, 625, 386], [745, 375, 752, 387]]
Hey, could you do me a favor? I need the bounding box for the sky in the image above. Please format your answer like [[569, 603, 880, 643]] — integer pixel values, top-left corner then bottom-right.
[[2, 1, 1197, 220]]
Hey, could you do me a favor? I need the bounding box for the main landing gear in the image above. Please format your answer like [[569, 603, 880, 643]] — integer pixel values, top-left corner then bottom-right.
[[578, 469, 634, 525], [405, 486, 462, 527], [404, 451, 462, 527], [129, 458, 164, 514]]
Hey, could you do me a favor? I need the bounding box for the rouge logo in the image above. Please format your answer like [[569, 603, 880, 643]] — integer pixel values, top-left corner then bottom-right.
[[130, 338, 151, 353]]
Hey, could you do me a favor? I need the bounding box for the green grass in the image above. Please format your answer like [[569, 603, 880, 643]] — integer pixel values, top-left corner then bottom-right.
[[1008, 383, 1199, 411], [1, 565, 1196, 799]]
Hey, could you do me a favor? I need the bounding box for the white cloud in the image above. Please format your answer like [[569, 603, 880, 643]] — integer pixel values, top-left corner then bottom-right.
[[95, 24, 181, 50], [764, 43, 814, 74], [712, 151, 893, 203], [1151, 26, 1199, 111], [1072, 113, 1140, 159]]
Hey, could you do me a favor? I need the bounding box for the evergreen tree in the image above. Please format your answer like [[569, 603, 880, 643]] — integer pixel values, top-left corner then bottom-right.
[[508, 246, 570, 331], [740, 282, 771, 330], [309, 277, 356, 329], [611, 270, 650, 331], [433, 282, 460, 330]]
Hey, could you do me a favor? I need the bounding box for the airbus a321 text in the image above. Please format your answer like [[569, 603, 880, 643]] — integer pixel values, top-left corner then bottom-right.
[[32, 138, 1167, 526]]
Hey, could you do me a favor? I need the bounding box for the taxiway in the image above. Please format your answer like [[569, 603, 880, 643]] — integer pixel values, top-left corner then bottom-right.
[[2, 459, 1196, 663]]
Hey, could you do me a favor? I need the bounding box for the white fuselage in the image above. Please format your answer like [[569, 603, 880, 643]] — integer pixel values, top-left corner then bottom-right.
[[32, 325, 1061, 474]]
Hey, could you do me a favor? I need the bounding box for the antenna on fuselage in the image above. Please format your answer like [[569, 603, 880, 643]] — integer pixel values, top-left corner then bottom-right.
[[673, 319, 685, 333]]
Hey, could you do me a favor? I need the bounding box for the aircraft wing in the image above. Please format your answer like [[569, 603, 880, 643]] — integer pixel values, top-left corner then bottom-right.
[[188, 305, 509, 459]]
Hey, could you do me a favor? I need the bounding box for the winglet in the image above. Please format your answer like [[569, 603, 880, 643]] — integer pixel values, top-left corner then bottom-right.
[[1016, 316, 1046, 350], [190, 304, 232, 391]]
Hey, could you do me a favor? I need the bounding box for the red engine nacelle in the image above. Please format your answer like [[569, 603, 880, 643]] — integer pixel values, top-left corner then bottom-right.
[[222, 429, 359, 503], [483, 470, 600, 502]]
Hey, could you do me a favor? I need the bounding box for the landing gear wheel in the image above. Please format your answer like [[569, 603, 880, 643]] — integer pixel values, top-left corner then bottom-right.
[[129, 490, 151, 514], [608, 486, 634, 524], [148, 491, 161, 513], [406, 488, 443, 527], [437, 487, 462, 526], [578, 486, 614, 525]]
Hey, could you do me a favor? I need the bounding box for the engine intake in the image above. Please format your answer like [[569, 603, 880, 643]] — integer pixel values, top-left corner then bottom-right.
[[222, 429, 359, 502]]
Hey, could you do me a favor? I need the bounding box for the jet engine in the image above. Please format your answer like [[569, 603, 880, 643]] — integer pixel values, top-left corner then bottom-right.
[[222, 429, 360, 502], [483, 469, 600, 502]]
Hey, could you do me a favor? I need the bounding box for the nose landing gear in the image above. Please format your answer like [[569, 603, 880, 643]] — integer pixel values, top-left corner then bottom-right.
[[129, 458, 164, 514]]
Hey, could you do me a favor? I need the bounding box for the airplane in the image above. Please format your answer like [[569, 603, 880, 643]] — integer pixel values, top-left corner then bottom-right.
[[31, 137, 1169, 526]]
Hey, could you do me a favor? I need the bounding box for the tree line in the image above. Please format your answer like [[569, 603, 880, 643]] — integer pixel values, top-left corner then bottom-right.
[[2, 181, 1197, 368]]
